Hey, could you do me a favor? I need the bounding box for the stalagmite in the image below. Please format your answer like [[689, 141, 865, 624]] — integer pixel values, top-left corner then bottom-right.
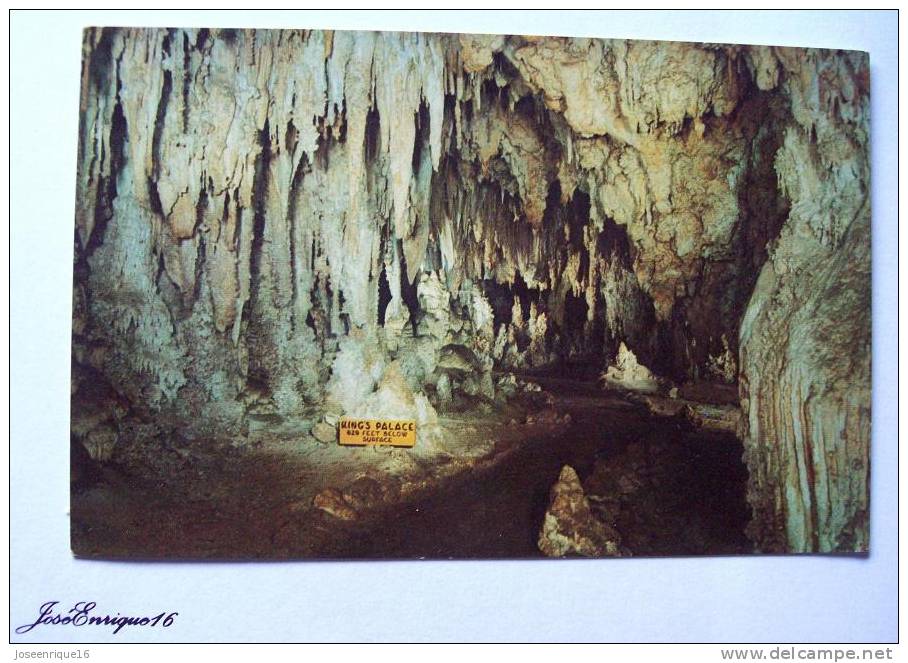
[[600, 342, 662, 393], [538, 465, 624, 558]]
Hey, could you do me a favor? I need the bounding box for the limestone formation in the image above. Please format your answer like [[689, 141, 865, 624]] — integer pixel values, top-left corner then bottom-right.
[[538, 465, 623, 557], [310, 422, 336, 444], [80, 424, 118, 462], [348, 361, 445, 456], [600, 342, 662, 393], [738, 49, 871, 553], [313, 488, 358, 521], [72, 28, 870, 553], [684, 403, 741, 435]]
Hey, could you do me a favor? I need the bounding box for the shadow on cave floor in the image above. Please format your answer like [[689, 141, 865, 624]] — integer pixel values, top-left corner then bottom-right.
[[330, 376, 751, 559], [70, 376, 751, 560]]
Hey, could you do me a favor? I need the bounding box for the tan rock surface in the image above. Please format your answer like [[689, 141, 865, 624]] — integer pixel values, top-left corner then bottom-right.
[[538, 465, 623, 557]]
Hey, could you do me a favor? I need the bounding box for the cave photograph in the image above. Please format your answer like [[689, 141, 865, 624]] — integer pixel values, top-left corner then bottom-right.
[[70, 27, 870, 560]]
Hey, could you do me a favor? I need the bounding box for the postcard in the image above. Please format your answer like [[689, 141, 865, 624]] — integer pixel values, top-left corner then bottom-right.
[[70, 26, 870, 560]]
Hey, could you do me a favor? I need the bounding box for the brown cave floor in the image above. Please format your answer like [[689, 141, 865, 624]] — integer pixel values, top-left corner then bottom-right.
[[70, 376, 752, 560]]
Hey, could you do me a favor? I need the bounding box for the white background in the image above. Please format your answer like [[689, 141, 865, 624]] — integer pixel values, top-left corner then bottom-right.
[[9, 9, 899, 643]]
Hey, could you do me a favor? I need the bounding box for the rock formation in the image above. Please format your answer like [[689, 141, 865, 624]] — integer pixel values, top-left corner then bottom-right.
[[538, 465, 623, 557], [72, 28, 870, 552], [738, 50, 871, 553], [600, 342, 662, 392]]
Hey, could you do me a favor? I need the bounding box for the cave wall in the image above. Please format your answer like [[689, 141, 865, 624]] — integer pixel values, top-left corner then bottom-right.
[[739, 49, 871, 552], [72, 28, 870, 551]]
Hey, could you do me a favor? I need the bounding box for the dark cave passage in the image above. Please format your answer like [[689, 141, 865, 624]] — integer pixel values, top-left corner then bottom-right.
[[331, 378, 751, 559], [376, 264, 392, 327], [71, 378, 751, 559]]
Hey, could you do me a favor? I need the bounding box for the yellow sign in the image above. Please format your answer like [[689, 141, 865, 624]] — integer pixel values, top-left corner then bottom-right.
[[338, 418, 417, 447]]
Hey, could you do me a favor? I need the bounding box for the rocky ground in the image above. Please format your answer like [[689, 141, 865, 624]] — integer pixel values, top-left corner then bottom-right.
[[71, 374, 750, 559]]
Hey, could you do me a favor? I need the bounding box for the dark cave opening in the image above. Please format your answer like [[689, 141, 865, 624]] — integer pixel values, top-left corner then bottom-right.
[[482, 279, 516, 332], [364, 108, 381, 159], [595, 212, 634, 262], [412, 100, 431, 172], [364, 104, 381, 173], [561, 289, 591, 357], [509, 270, 540, 326], [398, 241, 421, 336], [376, 264, 392, 327], [337, 289, 351, 335]]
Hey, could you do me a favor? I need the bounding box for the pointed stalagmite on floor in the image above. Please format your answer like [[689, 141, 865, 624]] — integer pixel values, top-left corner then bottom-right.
[[538, 465, 624, 558]]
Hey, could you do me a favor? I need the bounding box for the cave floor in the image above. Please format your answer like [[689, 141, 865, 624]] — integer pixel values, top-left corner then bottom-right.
[[70, 378, 752, 560]]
